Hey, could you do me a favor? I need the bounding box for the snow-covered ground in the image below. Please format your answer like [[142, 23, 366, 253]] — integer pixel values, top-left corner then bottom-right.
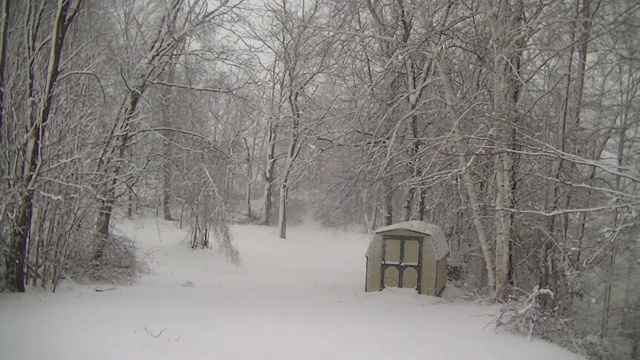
[[0, 217, 582, 360]]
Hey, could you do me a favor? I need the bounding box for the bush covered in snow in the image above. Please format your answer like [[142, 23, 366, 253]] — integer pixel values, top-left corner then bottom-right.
[[494, 286, 636, 359], [495, 287, 579, 349], [66, 233, 147, 285]]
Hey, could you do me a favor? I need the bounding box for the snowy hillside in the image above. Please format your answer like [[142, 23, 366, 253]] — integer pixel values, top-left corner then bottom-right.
[[0, 218, 582, 360]]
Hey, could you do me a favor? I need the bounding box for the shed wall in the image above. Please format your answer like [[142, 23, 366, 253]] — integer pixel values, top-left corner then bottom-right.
[[419, 234, 436, 295], [365, 233, 383, 292], [436, 257, 448, 295]]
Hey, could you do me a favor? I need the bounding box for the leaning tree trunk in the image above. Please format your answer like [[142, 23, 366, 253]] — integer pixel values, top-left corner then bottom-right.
[[92, 0, 183, 260], [436, 53, 497, 292], [93, 91, 140, 262]]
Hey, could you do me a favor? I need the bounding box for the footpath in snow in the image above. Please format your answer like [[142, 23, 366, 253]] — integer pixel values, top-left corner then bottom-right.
[[0, 217, 583, 360]]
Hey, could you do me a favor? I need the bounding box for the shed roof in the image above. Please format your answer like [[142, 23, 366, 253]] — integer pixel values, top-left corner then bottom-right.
[[374, 220, 449, 260]]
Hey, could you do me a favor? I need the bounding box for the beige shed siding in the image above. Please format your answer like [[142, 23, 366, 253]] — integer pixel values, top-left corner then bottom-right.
[[403, 267, 419, 288], [385, 239, 402, 262], [420, 234, 437, 295], [365, 234, 383, 292], [436, 257, 448, 295], [403, 240, 419, 263], [384, 267, 400, 287]]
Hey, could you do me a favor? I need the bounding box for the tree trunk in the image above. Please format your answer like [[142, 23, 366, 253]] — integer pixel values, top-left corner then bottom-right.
[[485, 0, 523, 301], [402, 186, 415, 222], [246, 184, 252, 219], [570, 0, 595, 268], [92, 0, 183, 255], [93, 91, 140, 261], [402, 57, 425, 222], [162, 154, 173, 220], [278, 181, 288, 239], [383, 178, 393, 226], [161, 65, 176, 221], [436, 55, 497, 292], [5, 194, 33, 292], [462, 157, 496, 291], [93, 200, 113, 262], [417, 188, 425, 221], [601, 85, 629, 338], [363, 190, 378, 232], [600, 247, 616, 339], [0, 0, 9, 139], [243, 137, 253, 219], [127, 192, 133, 218], [261, 122, 277, 225], [262, 173, 273, 225], [494, 154, 512, 301], [278, 129, 299, 238], [403, 117, 422, 222]]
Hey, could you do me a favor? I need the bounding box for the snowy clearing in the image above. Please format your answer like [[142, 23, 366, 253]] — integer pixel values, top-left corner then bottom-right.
[[0, 218, 582, 360]]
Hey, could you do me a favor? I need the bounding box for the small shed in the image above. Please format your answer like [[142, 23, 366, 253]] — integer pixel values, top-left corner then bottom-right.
[[365, 220, 449, 296]]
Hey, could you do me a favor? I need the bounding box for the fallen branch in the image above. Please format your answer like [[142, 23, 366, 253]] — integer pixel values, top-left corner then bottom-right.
[[94, 287, 117, 292], [144, 327, 166, 339]]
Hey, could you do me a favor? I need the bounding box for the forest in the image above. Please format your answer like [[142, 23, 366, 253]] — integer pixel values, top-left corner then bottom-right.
[[0, 0, 638, 358]]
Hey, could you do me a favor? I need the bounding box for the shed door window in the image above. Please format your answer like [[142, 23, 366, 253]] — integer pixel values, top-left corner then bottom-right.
[[381, 236, 422, 290]]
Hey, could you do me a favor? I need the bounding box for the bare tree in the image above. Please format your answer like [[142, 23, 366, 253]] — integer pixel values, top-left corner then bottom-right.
[[91, 0, 243, 261]]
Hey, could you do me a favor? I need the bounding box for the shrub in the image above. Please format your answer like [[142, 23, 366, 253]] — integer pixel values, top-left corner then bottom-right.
[[66, 233, 147, 284]]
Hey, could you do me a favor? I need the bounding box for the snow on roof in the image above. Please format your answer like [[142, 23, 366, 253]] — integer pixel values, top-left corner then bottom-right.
[[374, 220, 450, 260]]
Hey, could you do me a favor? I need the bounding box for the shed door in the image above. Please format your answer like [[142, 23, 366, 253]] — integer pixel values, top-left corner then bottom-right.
[[381, 236, 422, 290]]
